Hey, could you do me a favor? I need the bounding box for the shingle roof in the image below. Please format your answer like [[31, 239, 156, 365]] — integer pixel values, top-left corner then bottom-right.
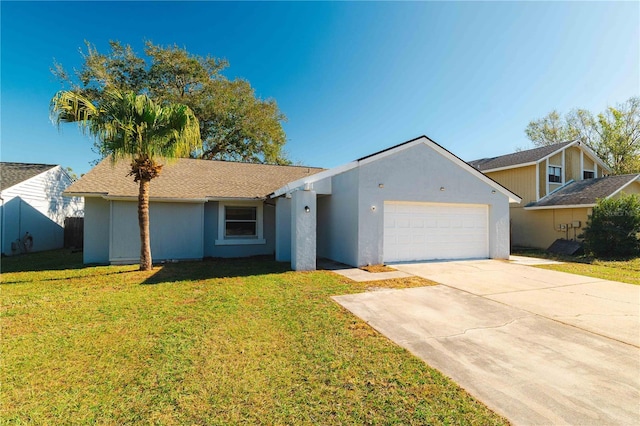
[[468, 141, 575, 171], [526, 174, 640, 208], [0, 162, 57, 191], [64, 158, 325, 200]]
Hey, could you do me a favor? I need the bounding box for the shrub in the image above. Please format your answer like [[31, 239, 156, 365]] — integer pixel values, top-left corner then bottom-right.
[[581, 194, 640, 258]]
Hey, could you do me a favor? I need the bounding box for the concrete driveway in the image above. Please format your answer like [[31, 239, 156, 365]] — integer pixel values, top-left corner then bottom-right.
[[333, 259, 640, 425]]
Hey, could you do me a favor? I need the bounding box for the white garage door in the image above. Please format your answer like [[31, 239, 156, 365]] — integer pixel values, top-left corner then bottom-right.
[[383, 202, 489, 262]]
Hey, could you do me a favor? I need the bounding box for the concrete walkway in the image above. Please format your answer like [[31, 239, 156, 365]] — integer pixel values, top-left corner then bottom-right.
[[508, 254, 564, 265], [318, 258, 412, 282], [334, 260, 640, 425]]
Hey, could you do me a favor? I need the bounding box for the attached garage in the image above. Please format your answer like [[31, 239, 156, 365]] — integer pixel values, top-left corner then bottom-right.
[[271, 135, 521, 270], [383, 202, 489, 262]]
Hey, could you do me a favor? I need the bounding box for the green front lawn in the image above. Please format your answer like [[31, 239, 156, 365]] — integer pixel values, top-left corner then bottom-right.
[[1, 251, 506, 425], [513, 250, 640, 285]]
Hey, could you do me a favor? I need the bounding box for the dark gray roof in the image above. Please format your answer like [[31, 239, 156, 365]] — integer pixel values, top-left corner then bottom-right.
[[0, 162, 57, 191], [526, 174, 640, 208], [468, 141, 575, 171]]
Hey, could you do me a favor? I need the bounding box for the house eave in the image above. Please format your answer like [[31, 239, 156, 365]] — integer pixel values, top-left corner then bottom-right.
[[63, 191, 108, 198], [103, 195, 207, 203], [205, 197, 267, 202], [479, 162, 538, 173], [605, 175, 640, 199], [524, 203, 596, 210]]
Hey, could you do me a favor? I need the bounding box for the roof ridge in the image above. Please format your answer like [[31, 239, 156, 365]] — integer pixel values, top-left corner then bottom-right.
[[170, 157, 324, 169], [470, 140, 575, 163], [0, 161, 58, 167]]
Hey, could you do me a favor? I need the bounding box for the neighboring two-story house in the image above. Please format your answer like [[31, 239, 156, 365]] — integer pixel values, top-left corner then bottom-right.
[[470, 140, 640, 249]]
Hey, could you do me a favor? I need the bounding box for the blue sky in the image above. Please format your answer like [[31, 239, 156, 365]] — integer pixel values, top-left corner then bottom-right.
[[1, 1, 638, 176]]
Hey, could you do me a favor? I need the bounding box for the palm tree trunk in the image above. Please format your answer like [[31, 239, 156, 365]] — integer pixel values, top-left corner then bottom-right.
[[138, 178, 153, 271]]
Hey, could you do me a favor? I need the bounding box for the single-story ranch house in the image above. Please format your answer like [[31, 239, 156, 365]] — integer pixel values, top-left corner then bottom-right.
[[64, 136, 520, 270]]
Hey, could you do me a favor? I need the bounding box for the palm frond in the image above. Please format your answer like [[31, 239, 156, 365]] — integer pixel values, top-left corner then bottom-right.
[[52, 88, 201, 163]]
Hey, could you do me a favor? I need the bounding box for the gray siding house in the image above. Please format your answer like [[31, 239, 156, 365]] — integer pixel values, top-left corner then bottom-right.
[[66, 136, 520, 270]]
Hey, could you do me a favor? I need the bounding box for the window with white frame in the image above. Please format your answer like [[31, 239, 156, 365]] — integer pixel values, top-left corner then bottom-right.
[[225, 206, 257, 238], [548, 166, 562, 183], [216, 202, 265, 245]]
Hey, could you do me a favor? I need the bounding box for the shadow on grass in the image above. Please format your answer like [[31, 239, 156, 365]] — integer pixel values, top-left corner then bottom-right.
[[142, 256, 291, 285], [1, 268, 136, 285], [0, 249, 86, 273]]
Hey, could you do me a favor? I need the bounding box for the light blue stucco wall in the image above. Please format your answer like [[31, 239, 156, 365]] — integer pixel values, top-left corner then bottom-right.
[[315, 169, 359, 266], [313, 142, 511, 267], [203, 201, 276, 258], [109, 200, 204, 263], [84, 198, 110, 264], [291, 189, 316, 271], [357, 144, 511, 265], [275, 197, 292, 262]]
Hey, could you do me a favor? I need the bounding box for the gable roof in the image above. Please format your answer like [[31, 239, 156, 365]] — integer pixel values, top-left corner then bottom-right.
[[64, 157, 324, 201], [468, 141, 576, 172], [0, 162, 58, 191], [524, 174, 640, 209], [271, 135, 522, 203]]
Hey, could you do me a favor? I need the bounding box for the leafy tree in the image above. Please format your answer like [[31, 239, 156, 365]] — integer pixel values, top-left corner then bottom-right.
[[525, 97, 640, 174], [64, 167, 78, 181], [581, 194, 640, 259], [524, 110, 580, 146], [51, 89, 201, 270], [53, 41, 288, 164]]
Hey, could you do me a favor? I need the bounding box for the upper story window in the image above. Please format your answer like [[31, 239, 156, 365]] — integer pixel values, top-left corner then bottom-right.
[[583, 170, 595, 179], [548, 166, 562, 183]]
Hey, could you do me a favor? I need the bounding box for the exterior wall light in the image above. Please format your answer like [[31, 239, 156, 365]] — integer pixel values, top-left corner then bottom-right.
[[440, 187, 445, 191], [304, 206, 310, 213], [378, 183, 384, 188], [491, 190, 496, 194], [371, 205, 376, 211]]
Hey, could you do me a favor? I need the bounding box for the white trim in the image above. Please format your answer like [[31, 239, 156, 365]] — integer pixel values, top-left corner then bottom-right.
[[270, 161, 357, 198], [545, 159, 549, 196], [215, 200, 266, 246], [595, 163, 598, 177], [561, 149, 566, 184], [535, 163, 540, 200], [479, 140, 610, 176], [270, 136, 522, 203], [103, 195, 207, 203], [538, 140, 579, 164], [477, 162, 538, 173], [606, 176, 640, 199], [578, 142, 610, 173], [580, 150, 584, 179], [63, 192, 108, 198]]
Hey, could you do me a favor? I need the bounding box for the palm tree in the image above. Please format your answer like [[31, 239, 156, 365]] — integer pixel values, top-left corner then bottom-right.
[[51, 89, 201, 270]]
